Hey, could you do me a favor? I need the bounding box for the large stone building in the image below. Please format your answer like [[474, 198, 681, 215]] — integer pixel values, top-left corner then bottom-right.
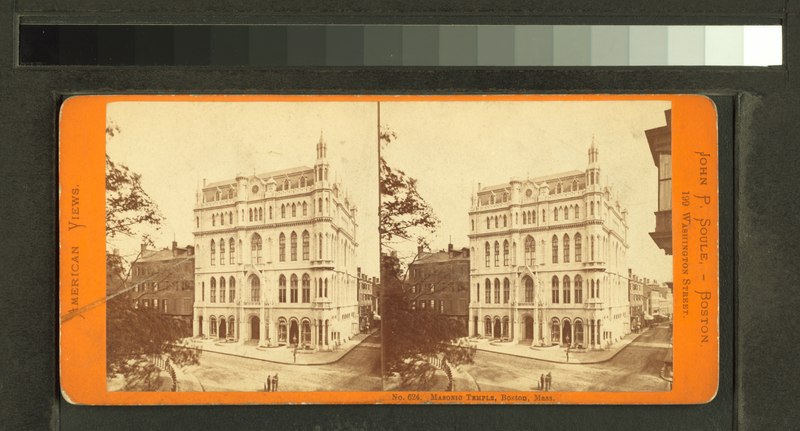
[[128, 241, 195, 334], [467, 141, 631, 349], [407, 244, 471, 333], [191, 136, 360, 351]]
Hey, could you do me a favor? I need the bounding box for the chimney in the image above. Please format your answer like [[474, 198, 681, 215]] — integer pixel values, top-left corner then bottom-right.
[[140, 243, 147, 254], [417, 245, 424, 256], [448, 243, 454, 258]]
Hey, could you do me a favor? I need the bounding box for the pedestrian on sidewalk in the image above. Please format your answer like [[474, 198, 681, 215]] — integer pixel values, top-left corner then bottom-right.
[[274, 374, 279, 391], [266, 373, 272, 391], [565, 345, 570, 363], [546, 372, 552, 391], [540, 374, 545, 390], [293, 346, 298, 364]]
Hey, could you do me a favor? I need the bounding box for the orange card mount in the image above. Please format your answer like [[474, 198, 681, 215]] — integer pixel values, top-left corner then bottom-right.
[[59, 94, 718, 405]]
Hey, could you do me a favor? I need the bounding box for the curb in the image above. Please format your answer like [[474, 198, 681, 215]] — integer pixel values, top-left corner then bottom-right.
[[176, 332, 380, 367], [471, 330, 651, 365]]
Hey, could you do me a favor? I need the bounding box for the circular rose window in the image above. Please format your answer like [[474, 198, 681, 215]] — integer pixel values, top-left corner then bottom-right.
[[252, 185, 259, 194], [526, 189, 533, 197]]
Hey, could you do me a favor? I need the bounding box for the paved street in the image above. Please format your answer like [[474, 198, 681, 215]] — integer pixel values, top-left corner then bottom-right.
[[462, 324, 672, 392], [181, 332, 382, 392]]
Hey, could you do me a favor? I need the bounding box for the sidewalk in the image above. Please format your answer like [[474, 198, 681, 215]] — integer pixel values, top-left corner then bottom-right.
[[468, 329, 648, 364], [182, 330, 377, 365]]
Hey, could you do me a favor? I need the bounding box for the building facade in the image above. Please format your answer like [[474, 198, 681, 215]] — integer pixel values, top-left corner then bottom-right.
[[407, 244, 471, 334], [628, 268, 645, 333], [357, 268, 379, 333], [646, 109, 672, 255], [191, 136, 360, 351], [129, 242, 195, 334], [467, 141, 631, 349]]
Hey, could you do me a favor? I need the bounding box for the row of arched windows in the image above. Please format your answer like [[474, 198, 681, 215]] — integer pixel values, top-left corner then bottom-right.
[[280, 201, 308, 219], [208, 276, 236, 303], [277, 175, 310, 191], [551, 233, 583, 264], [550, 275, 600, 304], [552, 204, 580, 222], [486, 214, 509, 230], [211, 211, 234, 227], [209, 238, 237, 266]]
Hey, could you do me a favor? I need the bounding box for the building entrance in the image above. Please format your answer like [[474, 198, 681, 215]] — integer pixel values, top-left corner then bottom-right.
[[524, 316, 534, 340], [251, 316, 260, 340]]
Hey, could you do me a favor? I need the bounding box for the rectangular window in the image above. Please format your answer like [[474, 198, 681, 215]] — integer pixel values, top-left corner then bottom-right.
[[162, 299, 168, 313], [658, 153, 672, 211], [153, 299, 159, 309], [183, 298, 191, 313]]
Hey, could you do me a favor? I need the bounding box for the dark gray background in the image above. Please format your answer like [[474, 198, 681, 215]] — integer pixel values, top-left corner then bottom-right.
[[0, 0, 796, 429]]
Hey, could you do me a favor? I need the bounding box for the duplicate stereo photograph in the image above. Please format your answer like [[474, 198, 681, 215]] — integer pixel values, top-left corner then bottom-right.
[[102, 97, 674, 395], [104, 101, 381, 392]]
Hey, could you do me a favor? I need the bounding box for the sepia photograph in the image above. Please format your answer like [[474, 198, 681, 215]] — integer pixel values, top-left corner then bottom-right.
[[379, 100, 674, 392], [103, 101, 381, 392]]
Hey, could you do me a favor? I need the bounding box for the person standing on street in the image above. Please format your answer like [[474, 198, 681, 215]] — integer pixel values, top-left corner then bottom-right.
[[274, 374, 279, 391], [540, 373, 545, 390], [266, 373, 272, 391], [546, 372, 552, 391]]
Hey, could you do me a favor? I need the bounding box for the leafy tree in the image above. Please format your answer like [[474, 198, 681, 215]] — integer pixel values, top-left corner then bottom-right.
[[379, 126, 473, 389], [379, 126, 439, 248], [105, 124, 197, 390]]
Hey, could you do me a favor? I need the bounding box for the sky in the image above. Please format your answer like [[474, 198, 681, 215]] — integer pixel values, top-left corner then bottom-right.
[[106, 101, 380, 275], [380, 100, 673, 284]]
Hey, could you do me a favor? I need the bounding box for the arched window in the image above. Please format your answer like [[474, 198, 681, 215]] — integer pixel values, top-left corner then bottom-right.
[[522, 212, 527, 224], [552, 235, 559, 264], [249, 208, 253, 221], [494, 278, 501, 303], [219, 277, 226, 302], [324, 278, 328, 297], [574, 275, 583, 303], [531, 210, 536, 224], [325, 198, 329, 214], [292, 203, 296, 217], [575, 205, 580, 218], [279, 233, 286, 262], [503, 240, 510, 266], [494, 241, 500, 266], [524, 236, 536, 266], [258, 207, 263, 221], [278, 318, 287, 343], [250, 276, 260, 302], [485, 278, 492, 303], [229, 277, 236, 302], [229, 212, 233, 224], [485, 242, 490, 267], [551, 318, 560, 343], [290, 274, 299, 303], [564, 206, 569, 220], [524, 276, 534, 303], [210, 240, 216, 265], [574, 233, 582, 262], [557, 183, 562, 193], [503, 215, 507, 227], [563, 275, 571, 303], [290, 231, 298, 261], [503, 278, 510, 303], [485, 317, 492, 336], [302, 274, 311, 302], [210, 317, 217, 336], [573, 179, 578, 191], [486, 217, 490, 229], [551, 276, 559, 303], [251, 234, 262, 264], [554, 208, 559, 221], [591, 236, 596, 261], [590, 201, 595, 215], [278, 275, 287, 303], [502, 316, 510, 338], [563, 234, 570, 263], [596, 279, 601, 298], [210, 277, 216, 303], [590, 279, 595, 298], [283, 178, 289, 190], [302, 201, 308, 216], [212, 214, 216, 226], [300, 176, 306, 187], [219, 238, 225, 264], [302, 231, 310, 260]]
